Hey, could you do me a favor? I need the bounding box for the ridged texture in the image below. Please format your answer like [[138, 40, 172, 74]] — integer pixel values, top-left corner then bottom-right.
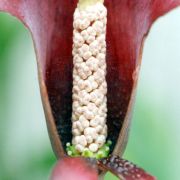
[[72, 2, 108, 153]]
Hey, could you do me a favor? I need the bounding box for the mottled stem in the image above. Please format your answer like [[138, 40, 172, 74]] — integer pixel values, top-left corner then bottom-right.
[[98, 172, 106, 180]]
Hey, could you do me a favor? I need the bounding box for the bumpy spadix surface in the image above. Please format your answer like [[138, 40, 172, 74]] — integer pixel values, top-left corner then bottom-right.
[[71, 2, 109, 155]]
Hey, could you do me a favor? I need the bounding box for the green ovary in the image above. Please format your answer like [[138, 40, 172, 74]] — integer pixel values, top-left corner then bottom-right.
[[66, 140, 112, 159]]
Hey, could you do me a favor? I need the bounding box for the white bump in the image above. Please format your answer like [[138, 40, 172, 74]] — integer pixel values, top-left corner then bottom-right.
[[101, 125, 107, 136], [81, 44, 89, 52], [91, 81, 98, 90], [90, 117, 99, 127], [75, 144, 84, 152], [84, 127, 97, 139], [86, 35, 95, 44], [78, 79, 85, 90], [81, 30, 89, 41], [85, 135, 93, 144], [95, 125, 103, 133], [83, 51, 92, 60], [89, 40, 99, 55], [99, 116, 106, 125], [79, 115, 89, 128], [87, 26, 96, 36], [86, 57, 99, 71], [74, 9, 80, 19], [73, 19, 81, 29], [80, 19, 90, 30], [97, 34, 105, 44], [96, 135, 106, 147], [76, 121, 83, 132], [73, 33, 84, 47], [87, 12, 97, 22], [87, 103, 98, 113], [72, 128, 81, 136], [72, 93, 79, 101], [90, 91, 98, 103], [72, 101, 79, 110], [89, 143, 98, 152], [68, 151, 72, 156], [84, 80, 93, 92], [95, 99, 102, 107], [92, 21, 104, 34], [79, 135, 88, 146], [84, 110, 94, 120], [97, 53, 106, 64], [105, 147, 109, 152]]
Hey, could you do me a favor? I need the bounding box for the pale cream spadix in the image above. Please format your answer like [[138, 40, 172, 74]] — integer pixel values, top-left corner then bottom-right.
[[72, 1, 108, 154]]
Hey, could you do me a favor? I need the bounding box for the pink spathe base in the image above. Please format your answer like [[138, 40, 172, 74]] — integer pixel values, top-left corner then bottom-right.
[[51, 157, 98, 180]]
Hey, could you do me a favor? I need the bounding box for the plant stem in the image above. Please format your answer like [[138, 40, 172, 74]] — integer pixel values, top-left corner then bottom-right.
[[78, 0, 104, 9], [98, 172, 106, 180]]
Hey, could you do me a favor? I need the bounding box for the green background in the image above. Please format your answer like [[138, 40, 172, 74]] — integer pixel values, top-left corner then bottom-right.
[[0, 8, 180, 180]]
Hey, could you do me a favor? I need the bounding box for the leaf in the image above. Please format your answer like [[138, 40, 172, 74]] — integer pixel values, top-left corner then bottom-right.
[[0, 0, 180, 163]]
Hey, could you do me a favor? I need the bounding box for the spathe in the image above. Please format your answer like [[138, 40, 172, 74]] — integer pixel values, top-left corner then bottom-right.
[[1, 0, 179, 178]]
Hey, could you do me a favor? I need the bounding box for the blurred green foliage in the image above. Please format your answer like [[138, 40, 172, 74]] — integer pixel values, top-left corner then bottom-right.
[[0, 13, 56, 180], [0, 8, 180, 180]]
